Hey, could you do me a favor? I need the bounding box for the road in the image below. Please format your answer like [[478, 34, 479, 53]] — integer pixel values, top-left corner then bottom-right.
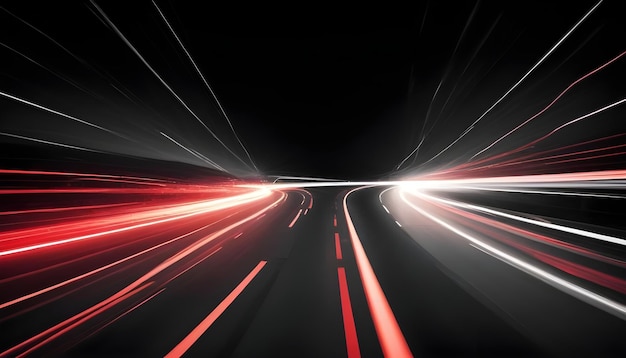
[[1, 181, 625, 357]]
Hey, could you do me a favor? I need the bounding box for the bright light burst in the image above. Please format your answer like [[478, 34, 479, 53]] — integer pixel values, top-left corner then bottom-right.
[[1, 0, 625, 356]]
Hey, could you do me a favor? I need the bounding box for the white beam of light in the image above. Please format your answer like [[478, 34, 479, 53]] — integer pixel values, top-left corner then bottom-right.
[[151, 0, 258, 172], [0, 132, 102, 153], [419, 0, 603, 167], [90, 1, 254, 172], [0, 91, 128, 140], [160, 132, 225, 171], [405, 189, 626, 247], [471, 49, 626, 160], [398, 189, 626, 320]]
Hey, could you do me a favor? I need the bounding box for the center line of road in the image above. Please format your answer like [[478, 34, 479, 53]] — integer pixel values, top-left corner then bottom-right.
[[288, 209, 303, 228], [165, 260, 268, 358], [337, 267, 361, 358], [335, 232, 343, 260]]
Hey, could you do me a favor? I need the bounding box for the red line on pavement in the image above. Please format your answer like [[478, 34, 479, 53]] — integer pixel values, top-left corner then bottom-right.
[[338, 267, 361, 358], [335, 232, 343, 260], [334, 214, 337, 227], [343, 188, 413, 358], [288, 209, 303, 228], [165, 261, 267, 358]]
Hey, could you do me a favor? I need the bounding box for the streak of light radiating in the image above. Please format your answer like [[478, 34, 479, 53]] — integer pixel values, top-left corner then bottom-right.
[[414, 0, 603, 167], [404, 189, 626, 247], [151, 0, 258, 172], [160, 132, 225, 171], [397, 188, 626, 320], [0, 91, 130, 141], [343, 186, 413, 358], [0, 188, 272, 257], [0, 192, 283, 357], [470, 49, 626, 160], [0, 132, 102, 153], [89, 1, 254, 172], [165, 261, 267, 358]]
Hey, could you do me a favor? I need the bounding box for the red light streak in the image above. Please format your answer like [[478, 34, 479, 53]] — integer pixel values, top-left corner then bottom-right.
[[164, 261, 267, 358], [0, 188, 272, 257], [343, 188, 413, 358], [0, 282, 154, 358], [0, 178, 285, 356]]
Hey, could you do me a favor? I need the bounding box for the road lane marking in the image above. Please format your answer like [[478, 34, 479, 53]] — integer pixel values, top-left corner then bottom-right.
[[288, 209, 303, 228], [335, 233, 343, 260], [165, 260, 268, 358], [337, 267, 361, 358], [343, 187, 413, 358]]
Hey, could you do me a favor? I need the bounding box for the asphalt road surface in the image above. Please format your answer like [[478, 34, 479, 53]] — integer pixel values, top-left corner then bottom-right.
[[1, 184, 625, 357]]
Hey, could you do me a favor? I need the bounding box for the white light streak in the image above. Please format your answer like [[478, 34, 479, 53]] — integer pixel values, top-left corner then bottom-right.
[[399, 189, 626, 319], [151, 0, 258, 172], [420, 0, 603, 166], [90, 1, 253, 172]]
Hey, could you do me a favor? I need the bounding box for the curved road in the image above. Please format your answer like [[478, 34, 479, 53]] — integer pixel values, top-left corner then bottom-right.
[[1, 185, 625, 357]]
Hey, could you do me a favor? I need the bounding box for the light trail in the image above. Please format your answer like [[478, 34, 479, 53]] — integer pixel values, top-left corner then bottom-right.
[[89, 0, 254, 173], [343, 186, 413, 358], [418, 0, 604, 166], [160, 132, 225, 171], [397, 189, 626, 320], [405, 189, 626, 247], [0, 190, 283, 356], [0, 91, 128, 140], [1, 1, 625, 355], [164, 261, 267, 358], [151, 0, 258, 172], [470, 49, 626, 160], [0, 132, 102, 153]]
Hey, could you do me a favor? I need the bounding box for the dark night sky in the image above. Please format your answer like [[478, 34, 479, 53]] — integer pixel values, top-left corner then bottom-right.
[[1, 1, 624, 180]]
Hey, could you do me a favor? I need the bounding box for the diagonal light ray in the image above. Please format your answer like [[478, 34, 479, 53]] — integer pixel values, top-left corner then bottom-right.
[[160, 132, 226, 171], [419, 0, 603, 167], [151, 0, 258, 172], [0, 90, 134, 144], [90, 1, 254, 173], [0, 132, 102, 153]]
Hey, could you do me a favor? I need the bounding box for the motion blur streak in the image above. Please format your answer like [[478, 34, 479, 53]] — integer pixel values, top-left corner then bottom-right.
[[2, 1, 626, 355], [343, 187, 413, 358], [416, 0, 604, 166], [150, 0, 258, 172], [89, 1, 254, 171], [0, 132, 101, 153], [408, 189, 626, 247], [396, 184, 626, 320], [0, 168, 284, 356], [472, 49, 626, 160], [0, 91, 124, 138], [0, 186, 272, 256], [165, 261, 267, 358]]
